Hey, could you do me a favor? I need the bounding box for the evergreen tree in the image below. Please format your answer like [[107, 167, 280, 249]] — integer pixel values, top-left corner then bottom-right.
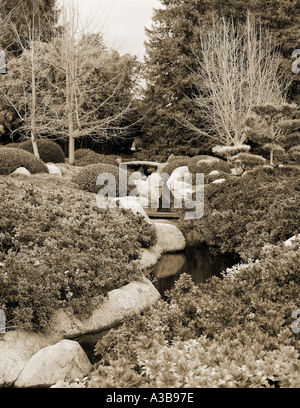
[[140, 0, 300, 158], [244, 103, 300, 165], [0, 0, 58, 57]]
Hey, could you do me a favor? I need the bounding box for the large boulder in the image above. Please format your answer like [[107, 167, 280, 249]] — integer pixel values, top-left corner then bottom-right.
[[166, 166, 193, 204], [111, 196, 151, 222], [0, 277, 160, 387], [48, 277, 160, 339], [138, 244, 163, 271], [0, 330, 51, 387], [14, 340, 92, 388], [284, 234, 300, 247], [154, 222, 186, 253]]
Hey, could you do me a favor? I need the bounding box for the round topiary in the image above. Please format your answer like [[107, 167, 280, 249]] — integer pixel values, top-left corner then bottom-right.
[[73, 163, 130, 196], [19, 139, 65, 163], [74, 149, 120, 167], [2, 142, 20, 149], [0, 148, 49, 175]]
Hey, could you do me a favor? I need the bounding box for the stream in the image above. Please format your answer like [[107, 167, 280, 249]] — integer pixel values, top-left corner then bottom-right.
[[76, 220, 239, 363], [150, 220, 239, 297]]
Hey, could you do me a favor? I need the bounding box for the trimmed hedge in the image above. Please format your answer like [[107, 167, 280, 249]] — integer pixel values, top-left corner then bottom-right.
[[74, 149, 120, 167], [0, 148, 48, 175], [19, 139, 65, 163], [73, 162, 130, 196]]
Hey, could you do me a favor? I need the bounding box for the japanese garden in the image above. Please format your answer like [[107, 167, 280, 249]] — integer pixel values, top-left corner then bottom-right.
[[0, 0, 299, 389]]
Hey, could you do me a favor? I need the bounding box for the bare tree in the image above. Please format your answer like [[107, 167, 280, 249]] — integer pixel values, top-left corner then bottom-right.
[[0, 3, 43, 157], [37, 1, 138, 164], [1, 0, 139, 164], [184, 14, 288, 147]]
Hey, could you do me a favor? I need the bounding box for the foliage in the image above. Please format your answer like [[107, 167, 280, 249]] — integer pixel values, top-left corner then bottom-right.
[[289, 145, 300, 163], [73, 163, 131, 196], [0, 175, 157, 331], [187, 16, 286, 148], [182, 173, 300, 260], [19, 139, 65, 163], [0, 26, 140, 161], [88, 241, 300, 388], [0, 147, 48, 174], [244, 103, 300, 165], [140, 0, 300, 158], [74, 149, 120, 167], [0, 0, 58, 57]]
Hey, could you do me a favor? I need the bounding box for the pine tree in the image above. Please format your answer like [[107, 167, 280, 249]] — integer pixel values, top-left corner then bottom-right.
[[140, 0, 300, 158], [0, 0, 58, 57], [244, 103, 300, 165]]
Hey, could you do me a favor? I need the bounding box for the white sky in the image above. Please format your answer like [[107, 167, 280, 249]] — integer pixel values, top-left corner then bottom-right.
[[75, 0, 162, 60]]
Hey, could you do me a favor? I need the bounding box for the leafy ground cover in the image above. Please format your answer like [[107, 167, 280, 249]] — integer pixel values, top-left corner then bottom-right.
[[180, 170, 300, 260], [0, 174, 157, 331], [86, 240, 300, 388]]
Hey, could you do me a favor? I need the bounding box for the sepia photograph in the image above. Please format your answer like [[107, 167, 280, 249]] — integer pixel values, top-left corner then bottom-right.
[[0, 0, 299, 395]]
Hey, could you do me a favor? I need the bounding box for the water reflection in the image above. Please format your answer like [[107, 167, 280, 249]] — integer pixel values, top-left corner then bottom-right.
[[151, 234, 238, 297]]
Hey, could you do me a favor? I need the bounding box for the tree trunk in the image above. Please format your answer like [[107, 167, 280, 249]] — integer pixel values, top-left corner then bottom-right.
[[69, 132, 75, 164], [31, 42, 40, 159], [270, 148, 274, 166]]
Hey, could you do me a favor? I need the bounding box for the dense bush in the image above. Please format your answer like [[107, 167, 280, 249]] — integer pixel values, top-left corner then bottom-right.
[[82, 241, 300, 388], [2, 143, 20, 148], [289, 146, 300, 163], [0, 176, 157, 331], [73, 163, 132, 196], [19, 139, 65, 163], [0, 148, 48, 175], [181, 172, 300, 260], [74, 149, 120, 167]]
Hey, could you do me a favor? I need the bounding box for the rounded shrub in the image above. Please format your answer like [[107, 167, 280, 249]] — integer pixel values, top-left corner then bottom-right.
[[0, 147, 49, 175], [19, 139, 65, 163], [74, 162, 130, 196], [2, 142, 20, 149], [74, 149, 120, 167]]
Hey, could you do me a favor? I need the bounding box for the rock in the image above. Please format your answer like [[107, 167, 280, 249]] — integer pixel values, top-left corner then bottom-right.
[[284, 234, 300, 247], [147, 172, 162, 207], [154, 222, 186, 253], [0, 330, 51, 387], [46, 163, 62, 176], [209, 170, 220, 176], [11, 167, 30, 176], [166, 166, 193, 203], [166, 166, 190, 186], [211, 178, 226, 184], [48, 277, 160, 338], [111, 196, 151, 222], [139, 244, 163, 270], [14, 340, 92, 388]]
